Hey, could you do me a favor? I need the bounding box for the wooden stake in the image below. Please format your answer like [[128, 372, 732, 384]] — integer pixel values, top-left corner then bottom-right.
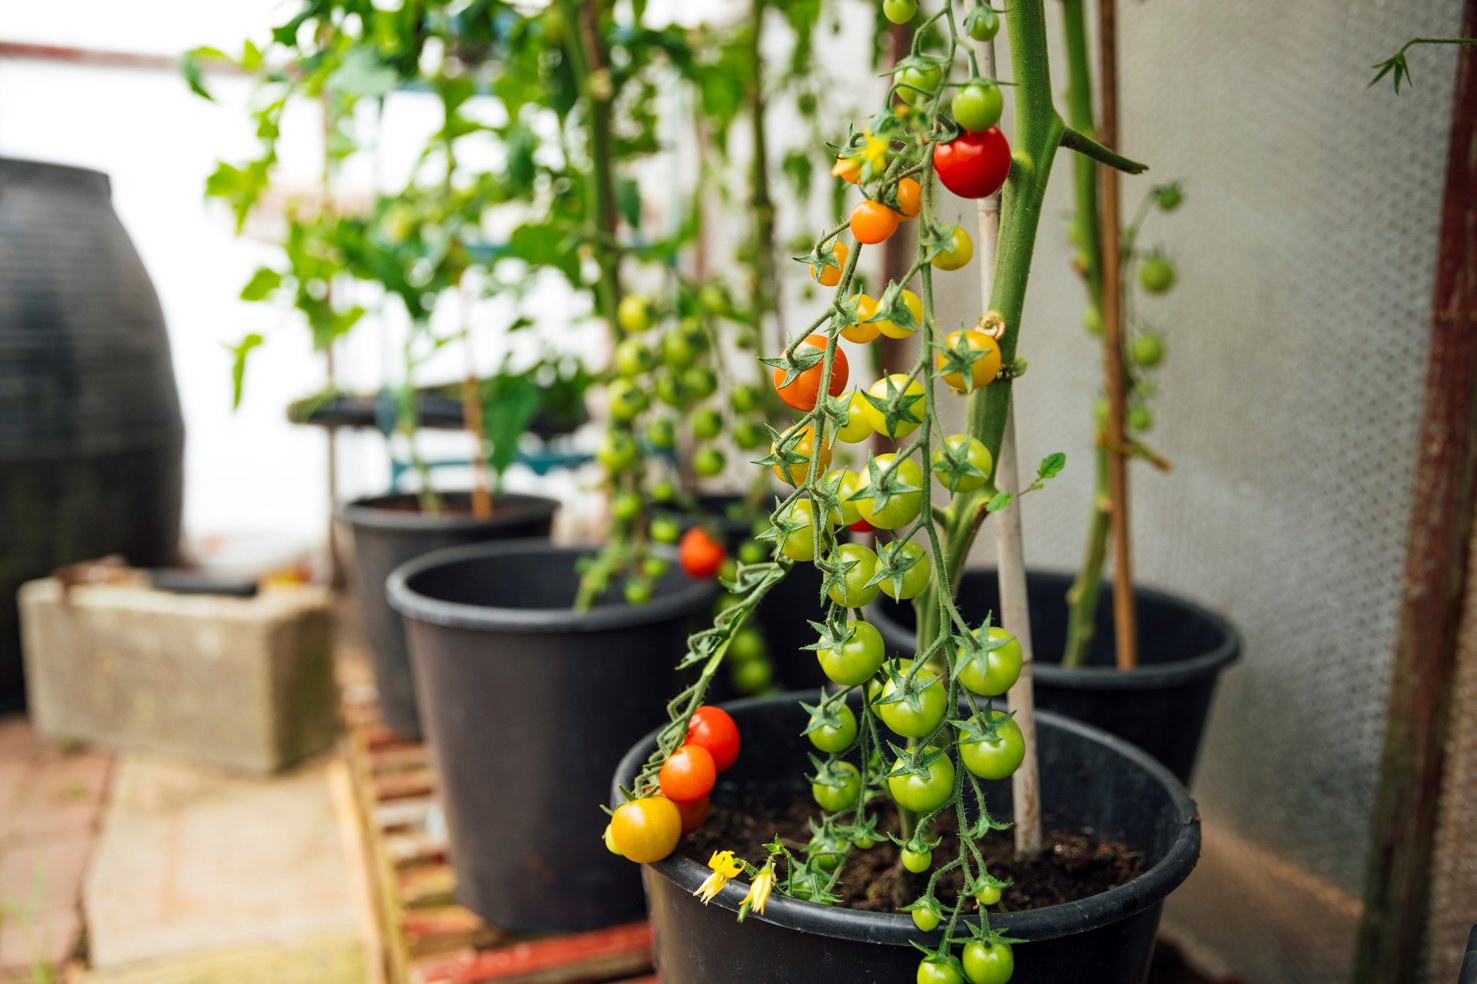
[[1355, 3, 1477, 979], [1096, 0, 1138, 670], [971, 35, 1043, 859]]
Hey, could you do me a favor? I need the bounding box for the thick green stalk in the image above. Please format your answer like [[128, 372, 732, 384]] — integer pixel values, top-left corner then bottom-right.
[[1060, 0, 1109, 668], [941, 0, 1063, 590]]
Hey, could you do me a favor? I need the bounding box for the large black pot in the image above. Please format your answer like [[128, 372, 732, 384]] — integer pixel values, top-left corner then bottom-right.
[[868, 570, 1239, 785], [613, 692, 1199, 983], [1462, 925, 1477, 984], [0, 159, 184, 710], [679, 493, 827, 690], [387, 541, 714, 932], [337, 492, 558, 739]]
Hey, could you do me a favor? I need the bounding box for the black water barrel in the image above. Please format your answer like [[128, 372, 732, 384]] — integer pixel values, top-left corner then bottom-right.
[[0, 158, 184, 710]]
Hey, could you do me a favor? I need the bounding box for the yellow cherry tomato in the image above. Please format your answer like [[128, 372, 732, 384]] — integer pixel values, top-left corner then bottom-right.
[[860, 374, 926, 440], [771, 424, 834, 486], [935, 329, 1003, 393], [842, 294, 881, 343], [835, 390, 875, 443], [874, 289, 924, 340], [932, 227, 974, 271]]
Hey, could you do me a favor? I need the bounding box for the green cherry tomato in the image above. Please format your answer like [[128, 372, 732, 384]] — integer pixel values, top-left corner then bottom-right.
[[730, 626, 766, 663], [836, 391, 875, 444], [596, 431, 639, 471], [732, 420, 768, 450], [611, 490, 642, 523], [1140, 255, 1176, 294], [650, 516, 682, 545], [650, 479, 677, 502], [854, 454, 924, 530], [876, 670, 947, 738], [692, 407, 723, 439], [808, 704, 859, 753], [962, 940, 1014, 984], [823, 468, 866, 526], [624, 579, 652, 605], [956, 625, 1023, 697], [960, 714, 1026, 780], [918, 957, 964, 984], [1131, 333, 1165, 367], [912, 903, 941, 932], [698, 283, 728, 314], [975, 881, 1003, 906], [877, 539, 931, 601], [826, 543, 882, 608], [816, 619, 885, 686], [965, 4, 1000, 41], [738, 540, 766, 565], [883, 0, 917, 23], [901, 846, 933, 873], [1156, 183, 1184, 211], [617, 294, 654, 334], [931, 434, 993, 494], [660, 330, 696, 368], [645, 418, 676, 450], [952, 80, 1004, 133], [614, 338, 655, 377], [1129, 405, 1154, 432], [608, 378, 648, 422], [693, 447, 726, 477], [887, 749, 955, 813], [732, 658, 773, 694], [683, 365, 719, 400], [1083, 307, 1103, 335], [654, 372, 685, 407], [895, 61, 943, 106], [812, 760, 863, 812], [778, 499, 831, 563], [642, 556, 669, 579], [730, 384, 763, 414]]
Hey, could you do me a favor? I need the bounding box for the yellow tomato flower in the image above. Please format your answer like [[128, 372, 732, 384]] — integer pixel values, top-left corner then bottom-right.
[[832, 131, 890, 184], [739, 862, 777, 920], [693, 850, 744, 905]]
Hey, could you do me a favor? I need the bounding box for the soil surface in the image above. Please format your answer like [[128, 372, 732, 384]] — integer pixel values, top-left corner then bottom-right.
[[685, 793, 1145, 913]]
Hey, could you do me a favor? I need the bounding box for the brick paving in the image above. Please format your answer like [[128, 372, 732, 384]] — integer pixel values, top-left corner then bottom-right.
[[0, 714, 113, 975]]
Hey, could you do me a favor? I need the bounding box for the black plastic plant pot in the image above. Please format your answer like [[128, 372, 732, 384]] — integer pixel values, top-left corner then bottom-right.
[[868, 570, 1239, 785], [337, 492, 559, 740], [677, 493, 828, 691], [387, 541, 714, 933], [1462, 925, 1477, 984], [612, 692, 1199, 983]]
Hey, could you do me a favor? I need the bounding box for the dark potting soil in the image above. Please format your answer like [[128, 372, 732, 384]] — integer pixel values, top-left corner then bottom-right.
[[686, 794, 1145, 913]]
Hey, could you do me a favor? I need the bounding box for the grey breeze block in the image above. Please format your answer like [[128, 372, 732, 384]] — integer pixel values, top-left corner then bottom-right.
[[18, 578, 339, 773]]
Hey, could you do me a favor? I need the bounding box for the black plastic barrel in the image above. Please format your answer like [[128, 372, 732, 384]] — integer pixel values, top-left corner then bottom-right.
[[613, 692, 1200, 983], [337, 492, 559, 740], [387, 541, 714, 932], [0, 159, 184, 709], [868, 570, 1240, 784]]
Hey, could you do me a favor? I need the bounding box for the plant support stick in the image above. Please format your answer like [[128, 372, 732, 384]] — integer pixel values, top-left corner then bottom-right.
[[970, 27, 1041, 859]]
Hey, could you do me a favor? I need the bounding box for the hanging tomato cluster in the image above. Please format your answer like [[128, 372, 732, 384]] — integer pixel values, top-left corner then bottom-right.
[[606, 705, 740, 863]]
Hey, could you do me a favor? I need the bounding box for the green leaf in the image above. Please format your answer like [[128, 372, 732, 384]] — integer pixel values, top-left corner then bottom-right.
[[225, 333, 264, 410], [615, 178, 642, 231], [180, 46, 230, 101], [1037, 452, 1067, 480], [482, 377, 541, 477], [986, 491, 1013, 512], [327, 47, 398, 100], [239, 267, 282, 302]]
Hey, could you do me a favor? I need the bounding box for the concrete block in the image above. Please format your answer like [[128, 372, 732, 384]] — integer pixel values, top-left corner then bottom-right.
[[18, 580, 338, 773]]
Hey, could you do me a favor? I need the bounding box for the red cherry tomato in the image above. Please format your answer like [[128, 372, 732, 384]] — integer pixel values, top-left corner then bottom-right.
[[679, 528, 726, 579], [686, 705, 741, 771], [659, 744, 717, 803], [850, 518, 874, 533], [672, 795, 710, 835], [934, 127, 1011, 199], [772, 333, 849, 412]]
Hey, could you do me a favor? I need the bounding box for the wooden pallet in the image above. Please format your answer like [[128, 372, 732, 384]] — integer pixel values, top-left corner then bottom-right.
[[341, 687, 656, 984]]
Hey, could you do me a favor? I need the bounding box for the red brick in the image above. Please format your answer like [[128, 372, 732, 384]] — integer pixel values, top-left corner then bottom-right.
[[0, 833, 94, 915], [0, 751, 111, 844], [0, 903, 80, 971]]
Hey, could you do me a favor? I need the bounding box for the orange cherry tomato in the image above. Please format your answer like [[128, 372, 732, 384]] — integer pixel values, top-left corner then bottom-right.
[[678, 527, 726, 579], [850, 200, 900, 245], [773, 333, 849, 411], [771, 424, 834, 486], [672, 795, 710, 835], [810, 241, 849, 287], [659, 744, 717, 804], [895, 177, 921, 220], [936, 328, 1003, 393]]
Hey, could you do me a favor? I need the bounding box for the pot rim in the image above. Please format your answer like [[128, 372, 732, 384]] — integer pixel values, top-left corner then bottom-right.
[[387, 541, 713, 634], [867, 568, 1241, 691], [613, 694, 1200, 946], [337, 491, 560, 535]]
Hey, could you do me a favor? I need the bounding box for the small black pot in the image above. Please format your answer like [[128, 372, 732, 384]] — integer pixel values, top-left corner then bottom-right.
[[678, 494, 828, 690], [612, 692, 1199, 983], [868, 570, 1239, 785], [337, 492, 558, 740], [1461, 925, 1477, 984], [388, 541, 714, 933]]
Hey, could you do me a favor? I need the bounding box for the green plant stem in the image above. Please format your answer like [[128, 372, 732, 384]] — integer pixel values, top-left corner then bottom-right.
[[940, 0, 1064, 591], [1060, 0, 1108, 668], [749, 0, 777, 340]]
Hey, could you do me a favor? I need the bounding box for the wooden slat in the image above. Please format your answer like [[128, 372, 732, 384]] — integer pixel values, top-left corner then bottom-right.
[[411, 923, 653, 984]]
